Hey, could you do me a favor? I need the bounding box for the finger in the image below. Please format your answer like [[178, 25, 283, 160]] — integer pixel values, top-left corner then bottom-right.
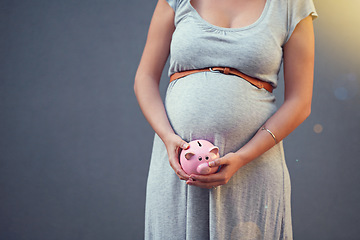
[[175, 164, 190, 180], [208, 158, 225, 168], [173, 139, 190, 179], [179, 141, 190, 150], [186, 179, 223, 189], [190, 172, 224, 183], [190, 174, 221, 183], [169, 155, 190, 180]]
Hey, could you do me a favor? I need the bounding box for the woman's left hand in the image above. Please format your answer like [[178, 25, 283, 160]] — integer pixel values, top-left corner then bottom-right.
[[186, 152, 246, 189]]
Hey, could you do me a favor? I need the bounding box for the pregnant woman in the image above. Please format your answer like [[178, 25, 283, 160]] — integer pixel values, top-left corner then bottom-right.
[[134, 0, 317, 239]]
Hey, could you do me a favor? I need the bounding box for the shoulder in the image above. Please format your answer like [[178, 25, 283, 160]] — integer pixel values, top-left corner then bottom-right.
[[163, 0, 186, 12], [287, 0, 318, 17], [283, 0, 318, 44]]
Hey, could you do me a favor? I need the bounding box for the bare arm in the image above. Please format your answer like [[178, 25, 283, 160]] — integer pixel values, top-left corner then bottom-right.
[[134, 0, 190, 180], [237, 15, 315, 163], [189, 15, 315, 188]]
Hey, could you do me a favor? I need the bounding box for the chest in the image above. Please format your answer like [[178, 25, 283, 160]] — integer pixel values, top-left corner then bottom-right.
[[169, 0, 288, 81], [190, 0, 267, 29]]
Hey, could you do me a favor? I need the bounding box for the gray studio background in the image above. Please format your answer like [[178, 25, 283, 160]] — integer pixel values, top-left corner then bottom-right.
[[1, 0, 359, 239]]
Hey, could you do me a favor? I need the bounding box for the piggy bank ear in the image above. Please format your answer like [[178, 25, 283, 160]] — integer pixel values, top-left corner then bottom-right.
[[209, 146, 219, 155], [185, 152, 195, 160]]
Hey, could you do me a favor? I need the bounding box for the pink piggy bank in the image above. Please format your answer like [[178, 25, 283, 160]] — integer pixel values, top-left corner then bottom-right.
[[180, 140, 220, 175]]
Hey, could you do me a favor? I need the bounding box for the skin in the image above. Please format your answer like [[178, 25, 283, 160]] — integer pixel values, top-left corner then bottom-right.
[[134, 0, 315, 189]]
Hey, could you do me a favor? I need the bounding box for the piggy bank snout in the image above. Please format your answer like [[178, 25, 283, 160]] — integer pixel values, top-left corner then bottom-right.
[[197, 162, 212, 175]]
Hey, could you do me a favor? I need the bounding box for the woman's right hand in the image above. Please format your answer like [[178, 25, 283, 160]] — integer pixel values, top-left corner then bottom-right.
[[163, 134, 190, 181]]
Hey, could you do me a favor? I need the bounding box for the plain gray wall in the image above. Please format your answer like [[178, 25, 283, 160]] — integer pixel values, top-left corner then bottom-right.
[[1, 0, 359, 239]]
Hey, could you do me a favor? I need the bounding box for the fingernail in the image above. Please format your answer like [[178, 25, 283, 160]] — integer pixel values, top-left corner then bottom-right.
[[208, 161, 214, 167], [182, 143, 189, 149]]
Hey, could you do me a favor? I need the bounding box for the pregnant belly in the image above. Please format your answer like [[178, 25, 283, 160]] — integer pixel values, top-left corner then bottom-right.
[[165, 72, 277, 145]]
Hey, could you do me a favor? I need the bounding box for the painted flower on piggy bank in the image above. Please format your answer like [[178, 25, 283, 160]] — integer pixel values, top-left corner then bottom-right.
[[180, 140, 220, 175]]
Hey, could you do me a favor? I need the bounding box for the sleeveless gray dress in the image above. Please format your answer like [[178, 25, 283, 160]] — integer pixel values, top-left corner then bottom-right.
[[145, 0, 317, 239]]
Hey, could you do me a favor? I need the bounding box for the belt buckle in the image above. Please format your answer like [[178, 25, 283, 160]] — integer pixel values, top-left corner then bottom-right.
[[209, 67, 221, 73]]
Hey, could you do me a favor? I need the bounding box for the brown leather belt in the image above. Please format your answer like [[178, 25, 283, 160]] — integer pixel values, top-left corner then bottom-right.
[[170, 67, 273, 93]]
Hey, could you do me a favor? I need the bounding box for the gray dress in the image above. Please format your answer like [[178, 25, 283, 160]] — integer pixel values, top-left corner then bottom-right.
[[145, 0, 317, 239]]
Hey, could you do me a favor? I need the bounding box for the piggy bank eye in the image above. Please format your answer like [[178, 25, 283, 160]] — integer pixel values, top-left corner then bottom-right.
[[205, 156, 209, 160], [198, 156, 202, 161]]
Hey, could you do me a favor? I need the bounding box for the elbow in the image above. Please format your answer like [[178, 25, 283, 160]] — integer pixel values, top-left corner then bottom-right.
[[300, 101, 312, 122], [285, 98, 312, 123], [133, 73, 142, 98], [133, 81, 138, 97], [304, 105, 311, 120], [134, 72, 159, 97], [286, 95, 312, 122]]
